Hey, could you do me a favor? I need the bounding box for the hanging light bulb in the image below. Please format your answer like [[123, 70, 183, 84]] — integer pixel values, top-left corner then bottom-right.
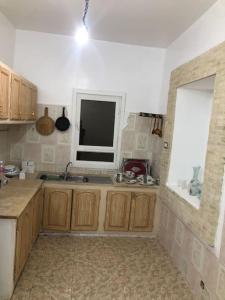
[[75, 25, 89, 45], [75, 0, 90, 45]]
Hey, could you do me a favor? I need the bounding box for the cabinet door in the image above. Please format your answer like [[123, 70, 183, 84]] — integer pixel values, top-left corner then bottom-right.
[[129, 192, 156, 232], [43, 188, 72, 231], [19, 80, 29, 120], [104, 191, 131, 231], [32, 189, 43, 243], [24, 83, 36, 121], [0, 66, 10, 119], [10, 74, 21, 120], [71, 189, 100, 231], [14, 202, 33, 282], [30, 86, 37, 120]]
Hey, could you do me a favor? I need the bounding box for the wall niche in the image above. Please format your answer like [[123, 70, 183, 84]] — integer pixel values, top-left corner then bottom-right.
[[159, 41, 225, 246], [167, 75, 215, 209]]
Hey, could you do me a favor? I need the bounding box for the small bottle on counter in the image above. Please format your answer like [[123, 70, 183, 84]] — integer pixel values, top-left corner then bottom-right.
[[19, 170, 26, 180]]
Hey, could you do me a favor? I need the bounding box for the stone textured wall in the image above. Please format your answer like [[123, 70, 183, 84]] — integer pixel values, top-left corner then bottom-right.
[[159, 41, 225, 246], [8, 105, 163, 176]]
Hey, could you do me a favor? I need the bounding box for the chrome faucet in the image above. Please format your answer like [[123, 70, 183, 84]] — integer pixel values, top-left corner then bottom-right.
[[64, 161, 72, 180]]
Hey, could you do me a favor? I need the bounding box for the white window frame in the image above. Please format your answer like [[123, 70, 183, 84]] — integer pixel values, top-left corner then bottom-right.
[[71, 89, 126, 169]]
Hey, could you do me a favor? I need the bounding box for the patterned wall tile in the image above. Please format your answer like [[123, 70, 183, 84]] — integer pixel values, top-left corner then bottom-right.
[[126, 113, 136, 130], [41, 145, 56, 164], [216, 266, 225, 300], [10, 143, 24, 161], [135, 115, 151, 133], [175, 219, 185, 247], [202, 248, 219, 294], [40, 130, 58, 145], [121, 152, 132, 159], [121, 130, 135, 151], [55, 145, 70, 165], [23, 143, 41, 162], [161, 206, 169, 230], [191, 237, 204, 273], [186, 262, 202, 295], [26, 125, 40, 143], [57, 130, 71, 145], [136, 133, 148, 150]]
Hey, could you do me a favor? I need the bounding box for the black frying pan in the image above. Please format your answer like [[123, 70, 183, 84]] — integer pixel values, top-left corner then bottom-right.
[[55, 107, 70, 131]]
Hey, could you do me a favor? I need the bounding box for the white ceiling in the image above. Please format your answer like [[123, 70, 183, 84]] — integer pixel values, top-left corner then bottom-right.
[[0, 0, 217, 47]]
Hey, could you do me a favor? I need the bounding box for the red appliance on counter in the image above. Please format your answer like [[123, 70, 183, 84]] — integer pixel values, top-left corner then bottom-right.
[[122, 159, 150, 177]]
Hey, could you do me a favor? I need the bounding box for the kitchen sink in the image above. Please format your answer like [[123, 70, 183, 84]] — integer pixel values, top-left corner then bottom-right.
[[66, 175, 113, 184], [38, 173, 112, 184], [39, 173, 64, 181]]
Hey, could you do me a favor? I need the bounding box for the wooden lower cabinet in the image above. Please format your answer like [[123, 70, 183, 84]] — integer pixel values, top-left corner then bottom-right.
[[104, 191, 131, 231], [71, 189, 100, 231], [43, 188, 72, 231], [14, 202, 33, 282], [14, 189, 43, 282], [129, 192, 156, 232], [32, 189, 44, 243], [105, 191, 156, 232]]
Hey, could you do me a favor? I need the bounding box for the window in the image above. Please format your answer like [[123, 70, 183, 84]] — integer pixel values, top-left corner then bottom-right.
[[71, 90, 125, 169]]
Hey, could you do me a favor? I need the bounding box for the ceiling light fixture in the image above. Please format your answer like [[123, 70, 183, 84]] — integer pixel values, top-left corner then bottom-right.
[[75, 0, 90, 45]]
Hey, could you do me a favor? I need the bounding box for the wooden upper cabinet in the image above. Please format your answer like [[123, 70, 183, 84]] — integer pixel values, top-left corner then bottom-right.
[[31, 86, 37, 120], [14, 201, 33, 282], [22, 82, 37, 121], [0, 66, 11, 119], [43, 188, 72, 231], [129, 192, 156, 232], [104, 191, 131, 231], [19, 80, 29, 120], [0, 61, 38, 122], [10, 73, 21, 120], [71, 189, 100, 231]]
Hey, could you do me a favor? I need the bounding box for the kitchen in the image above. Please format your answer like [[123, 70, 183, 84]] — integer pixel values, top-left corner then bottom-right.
[[0, 0, 225, 299]]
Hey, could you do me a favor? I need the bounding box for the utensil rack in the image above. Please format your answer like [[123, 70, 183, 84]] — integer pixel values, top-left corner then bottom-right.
[[139, 112, 164, 137], [139, 112, 164, 119]]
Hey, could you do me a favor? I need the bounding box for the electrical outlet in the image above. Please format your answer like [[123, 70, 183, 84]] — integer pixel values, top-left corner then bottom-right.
[[164, 141, 169, 149]]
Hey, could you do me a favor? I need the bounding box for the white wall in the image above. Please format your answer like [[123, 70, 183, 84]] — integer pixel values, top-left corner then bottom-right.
[[168, 88, 213, 186], [0, 11, 15, 67], [160, 0, 225, 113], [13, 30, 166, 114]]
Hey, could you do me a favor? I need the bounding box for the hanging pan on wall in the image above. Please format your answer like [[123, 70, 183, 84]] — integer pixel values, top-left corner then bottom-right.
[[36, 107, 55, 136], [55, 107, 70, 131]]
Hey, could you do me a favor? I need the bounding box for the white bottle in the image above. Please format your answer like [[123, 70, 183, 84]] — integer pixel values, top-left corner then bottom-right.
[[19, 170, 26, 180]]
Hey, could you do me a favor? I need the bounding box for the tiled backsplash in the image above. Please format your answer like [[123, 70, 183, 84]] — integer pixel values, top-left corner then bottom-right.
[[121, 113, 163, 177], [0, 125, 10, 163], [2, 104, 163, 176]]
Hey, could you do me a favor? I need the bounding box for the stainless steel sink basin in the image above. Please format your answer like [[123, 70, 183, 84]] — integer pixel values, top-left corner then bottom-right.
[[66, 175, 112, 184], [39, 173, 64, 181], [39, 173, 112, 184]]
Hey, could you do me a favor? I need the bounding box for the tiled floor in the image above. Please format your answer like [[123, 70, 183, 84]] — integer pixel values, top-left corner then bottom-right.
[[12, 236, 193, 300]]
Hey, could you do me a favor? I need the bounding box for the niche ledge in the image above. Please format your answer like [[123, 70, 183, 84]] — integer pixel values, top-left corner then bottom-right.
[[167, 184, 200, 210]]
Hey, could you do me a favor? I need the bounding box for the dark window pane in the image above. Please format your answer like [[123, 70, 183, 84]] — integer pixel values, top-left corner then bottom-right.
[[79, 100, 116, 147], [77, 152, 114, 162]]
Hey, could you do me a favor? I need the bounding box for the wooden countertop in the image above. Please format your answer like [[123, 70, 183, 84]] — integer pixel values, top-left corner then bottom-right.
[[0, 179, 43, 219]]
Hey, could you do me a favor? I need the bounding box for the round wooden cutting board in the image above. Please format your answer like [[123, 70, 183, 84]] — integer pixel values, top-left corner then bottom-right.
[[36, 107, 55, 136]]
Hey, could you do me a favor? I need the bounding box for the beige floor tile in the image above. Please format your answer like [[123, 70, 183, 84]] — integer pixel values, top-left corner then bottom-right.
[[13, 236, 193, 300]]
